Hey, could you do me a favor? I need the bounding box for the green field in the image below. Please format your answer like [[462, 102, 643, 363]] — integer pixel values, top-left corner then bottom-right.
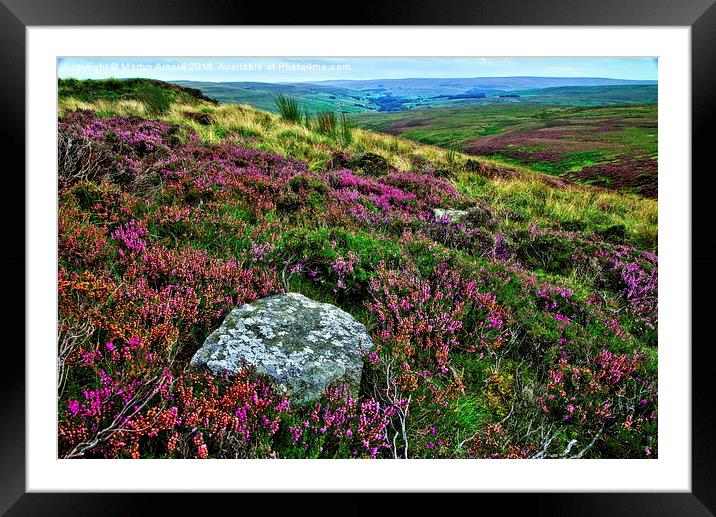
[[355, 103, 658, 197], [172, 81, 373, 113]]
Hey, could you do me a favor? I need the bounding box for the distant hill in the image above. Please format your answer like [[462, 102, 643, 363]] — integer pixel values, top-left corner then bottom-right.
[[507, 84, 658, 106], [309, 76, 656, 94], [173, 77, 657, 114], [172, 80, 368, 113]]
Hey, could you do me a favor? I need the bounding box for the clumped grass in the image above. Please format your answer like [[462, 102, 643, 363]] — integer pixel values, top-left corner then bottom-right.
[[273, 93, 302, 123], [445, 146, 458, 166], [315, 111, 337, 135], [339, 113, 354, 146], [135, 82, 173, 115], [302, 107, 313, 129], [455, 170, 657, 248]]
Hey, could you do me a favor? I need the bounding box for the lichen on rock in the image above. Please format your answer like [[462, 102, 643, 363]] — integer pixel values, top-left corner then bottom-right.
[[190, 292, 374, 405]]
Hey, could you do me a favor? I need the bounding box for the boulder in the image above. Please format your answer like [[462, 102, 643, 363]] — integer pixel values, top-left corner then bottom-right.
[[433, 206, 495, 227], [433, 208, 469, 223], [190, 292, 374, 405]]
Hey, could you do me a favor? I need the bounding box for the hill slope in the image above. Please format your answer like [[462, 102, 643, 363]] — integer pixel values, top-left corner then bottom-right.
[[57, 79, 658, 460], [355, 102, 658, 198]]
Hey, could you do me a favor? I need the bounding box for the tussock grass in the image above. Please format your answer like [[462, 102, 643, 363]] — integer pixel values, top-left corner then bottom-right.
[[272, 93, 302, 123], [339, 113, 354, 147], [315, 111, 336, 135], [456, 169, 658, 247]]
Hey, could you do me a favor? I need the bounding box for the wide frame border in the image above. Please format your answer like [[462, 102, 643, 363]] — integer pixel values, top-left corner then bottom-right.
[[3, 1, 715, 514]]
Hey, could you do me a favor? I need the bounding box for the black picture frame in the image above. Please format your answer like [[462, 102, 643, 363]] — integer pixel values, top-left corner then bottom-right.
[[3, 1, 714, 514]]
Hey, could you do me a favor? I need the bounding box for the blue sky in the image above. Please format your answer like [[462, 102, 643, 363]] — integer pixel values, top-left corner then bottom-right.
[[58, 57, 658, 83]]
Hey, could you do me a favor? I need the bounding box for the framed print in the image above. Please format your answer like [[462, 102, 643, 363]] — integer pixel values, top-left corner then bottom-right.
[[3, 0, 715, 514]]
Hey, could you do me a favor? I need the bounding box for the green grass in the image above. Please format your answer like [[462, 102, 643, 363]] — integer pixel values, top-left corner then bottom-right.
[[339, 113, 354, 146], [315, 110, 337, 135], [58, 78, 216, 107], [272, 93, 302, 123], [174, 80, 372, 114]]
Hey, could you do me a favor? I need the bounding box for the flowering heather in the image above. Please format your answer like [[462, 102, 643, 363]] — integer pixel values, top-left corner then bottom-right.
[[57, 89, 658, 460], [111, 219, 149, 255], [285, 385, 394, 458], [540, 350, 656, 445], [367, 261, 509, 375], [597, 246, 658, 339]]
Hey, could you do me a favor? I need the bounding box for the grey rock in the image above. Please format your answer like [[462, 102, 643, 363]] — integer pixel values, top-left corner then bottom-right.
[[433, 208, 469, 223], [433, 206, 495, 228], [190, 292, 374, 405]]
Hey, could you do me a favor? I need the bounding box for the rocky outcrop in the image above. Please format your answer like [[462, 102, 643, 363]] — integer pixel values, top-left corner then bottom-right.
[[190, 292, 374, 405]]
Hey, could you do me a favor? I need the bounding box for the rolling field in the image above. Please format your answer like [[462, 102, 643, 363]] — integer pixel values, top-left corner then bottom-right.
[[165, 79, 658, 198], [356, 103, 658, 198]]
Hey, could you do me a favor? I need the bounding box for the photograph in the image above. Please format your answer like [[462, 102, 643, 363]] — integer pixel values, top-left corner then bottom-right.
[[56, 56, 659, 460]]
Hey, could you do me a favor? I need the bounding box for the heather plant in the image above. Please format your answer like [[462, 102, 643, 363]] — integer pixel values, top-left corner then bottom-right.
[[539, 349, 657, 457], [280, 385, 394, 458]]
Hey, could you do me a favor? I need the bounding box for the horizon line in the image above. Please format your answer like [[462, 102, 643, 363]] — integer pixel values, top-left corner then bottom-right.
[[162, 75, 658, 84]]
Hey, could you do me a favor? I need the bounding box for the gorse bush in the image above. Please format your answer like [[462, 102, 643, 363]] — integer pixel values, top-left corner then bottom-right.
[[57, 80, 658, 460]]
